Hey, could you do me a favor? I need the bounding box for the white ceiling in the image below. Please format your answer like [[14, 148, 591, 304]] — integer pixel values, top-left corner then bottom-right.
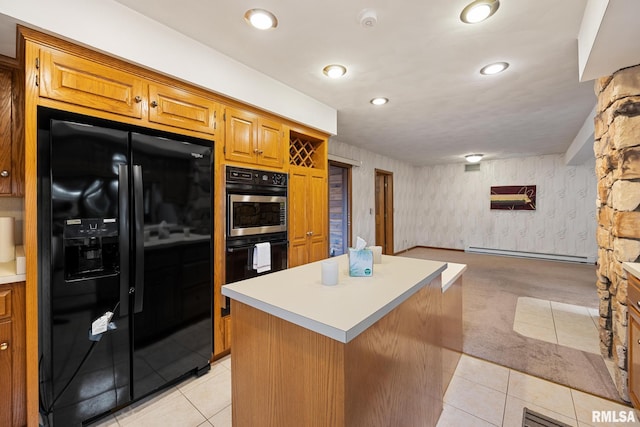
[[1, 0, 631, 166], [110, 0, 597, 166]]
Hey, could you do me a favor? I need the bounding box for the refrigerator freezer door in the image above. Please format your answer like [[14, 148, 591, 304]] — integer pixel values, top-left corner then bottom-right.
[[130, 133, 213, 399], [41, 119, 132, 426]]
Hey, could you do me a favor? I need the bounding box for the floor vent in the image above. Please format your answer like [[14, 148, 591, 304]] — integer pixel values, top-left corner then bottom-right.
[[465, 246, 595, 264], [522, 408, 571, 427]]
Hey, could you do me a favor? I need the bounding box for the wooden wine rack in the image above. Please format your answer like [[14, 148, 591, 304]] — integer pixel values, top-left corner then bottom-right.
[[290, 135, 319, 168]]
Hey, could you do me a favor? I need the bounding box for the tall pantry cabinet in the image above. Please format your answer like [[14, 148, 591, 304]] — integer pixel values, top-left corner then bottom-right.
[[288, 130, 328, 268]]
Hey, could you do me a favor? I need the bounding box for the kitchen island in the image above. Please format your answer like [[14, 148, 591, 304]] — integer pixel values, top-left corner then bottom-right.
[[222, 254, 447, 427]]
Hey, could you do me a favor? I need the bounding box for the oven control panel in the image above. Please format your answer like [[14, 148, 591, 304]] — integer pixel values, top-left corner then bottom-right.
[[226, 166, 287, 188]]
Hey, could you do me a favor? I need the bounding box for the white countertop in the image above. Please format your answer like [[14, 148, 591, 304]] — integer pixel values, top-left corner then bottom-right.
[[222, 254, 447, 343], [0, 261, 25, 284], [623, 262, 640, 279], [442, 262, 467, 293]]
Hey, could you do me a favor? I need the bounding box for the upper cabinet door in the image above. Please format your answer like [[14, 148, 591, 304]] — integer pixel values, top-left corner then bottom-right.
[[257, 118, 284, 168], [224, 107, 284, 168], [39, 48, 144, 119], [147, 84, 218, 135], [224, 107, 257, 164], [0, 69, 12, 195]]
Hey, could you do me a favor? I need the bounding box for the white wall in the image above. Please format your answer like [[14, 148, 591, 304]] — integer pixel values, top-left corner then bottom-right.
[[330, 140, 597, 259], [328, 139, 420, 252], [416, 154, 598, 258]]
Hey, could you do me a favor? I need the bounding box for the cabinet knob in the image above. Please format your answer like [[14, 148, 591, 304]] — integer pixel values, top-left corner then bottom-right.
[[253, 149, 259, 154], [306, 231, 314, 236], [150, 101, 158, 108], [134, 96, 142, 103], [0, 342, 7, 351], [0, 170, 9, 178], [258, 150, 264, 155]]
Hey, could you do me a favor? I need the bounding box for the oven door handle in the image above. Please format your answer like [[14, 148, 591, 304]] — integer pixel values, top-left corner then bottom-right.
[[227, 241, 288, 253]]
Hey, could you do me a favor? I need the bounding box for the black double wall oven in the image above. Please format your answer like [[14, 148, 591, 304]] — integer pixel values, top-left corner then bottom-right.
[[223, 166, 288, 315]]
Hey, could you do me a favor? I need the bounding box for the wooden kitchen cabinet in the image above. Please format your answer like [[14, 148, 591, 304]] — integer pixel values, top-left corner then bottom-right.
[[0, 65, 24, 197], [288, 129, 328, 268], [37, 47, 220, 136], [289, 166, 327, 268], [0, 281, 26, 427], [628, 273, 640, 407], [224, 106, 284, 168], [39, 47, 145, 119], [147, 83, 218, 135]]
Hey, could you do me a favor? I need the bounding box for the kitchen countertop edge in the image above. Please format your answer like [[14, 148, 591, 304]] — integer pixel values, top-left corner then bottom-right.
[[222, 255, 447, 344]]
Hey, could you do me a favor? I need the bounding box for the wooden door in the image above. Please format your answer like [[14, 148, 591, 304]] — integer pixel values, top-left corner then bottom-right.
[[0, 69, 11, 195], [288, 168, 310, 267], [374, 170, 394, 255], [308, 171, 327, 262], [224, 107, 257, 164], [257, 117, 283, 168], [328, 163, 351, 256]]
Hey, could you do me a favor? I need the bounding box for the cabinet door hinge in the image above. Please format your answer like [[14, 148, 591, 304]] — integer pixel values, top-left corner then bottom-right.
[[35, 75, 39, 87], [223, 145, 226, 154], [35, 57, 39, 69], [223, 112, 226, 121]]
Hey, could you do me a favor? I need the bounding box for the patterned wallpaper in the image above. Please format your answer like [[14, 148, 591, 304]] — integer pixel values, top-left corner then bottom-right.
[[329, 139, 597, 259], [417, 154, 597, 258]]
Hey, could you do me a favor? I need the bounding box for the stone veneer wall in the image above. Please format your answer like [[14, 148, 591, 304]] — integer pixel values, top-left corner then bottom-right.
[[595, 64, 640, 401]]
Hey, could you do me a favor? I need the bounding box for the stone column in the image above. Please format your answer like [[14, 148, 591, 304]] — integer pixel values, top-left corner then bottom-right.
[[594, 64, 640, 401]]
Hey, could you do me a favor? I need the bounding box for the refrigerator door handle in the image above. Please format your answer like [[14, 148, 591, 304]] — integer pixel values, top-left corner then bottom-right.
[[133, 164, 145, 313], [118, 164, 130, 316]]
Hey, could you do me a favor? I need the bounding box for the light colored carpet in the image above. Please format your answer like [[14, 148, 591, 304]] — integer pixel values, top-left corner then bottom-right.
[[400, 247, 622, 403]]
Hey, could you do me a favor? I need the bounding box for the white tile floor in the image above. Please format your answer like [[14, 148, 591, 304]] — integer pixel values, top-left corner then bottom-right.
[[438, 354, 640, 427], [92, 356, 232, 427], [513, 297, 618, 385], [90, 297, 636, 427], [92, 351, 638, 427]]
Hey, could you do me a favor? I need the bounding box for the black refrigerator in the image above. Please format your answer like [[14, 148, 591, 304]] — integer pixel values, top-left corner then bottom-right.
[[37, 108, 214, 426]]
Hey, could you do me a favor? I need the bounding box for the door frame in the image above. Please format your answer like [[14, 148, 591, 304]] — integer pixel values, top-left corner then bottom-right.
[[328, 160, 352, 255], [374, 169, 394, 255]]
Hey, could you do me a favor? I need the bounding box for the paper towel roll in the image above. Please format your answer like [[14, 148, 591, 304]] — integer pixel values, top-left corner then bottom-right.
[[0, 216, 15, 262]]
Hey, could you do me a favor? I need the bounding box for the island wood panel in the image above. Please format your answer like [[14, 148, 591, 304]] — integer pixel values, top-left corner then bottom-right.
[[441, 276, 463, 395], [230, 276, 443, 427]]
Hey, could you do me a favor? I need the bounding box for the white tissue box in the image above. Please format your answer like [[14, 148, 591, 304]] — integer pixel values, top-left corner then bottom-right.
[[15, 245, 25, 275], [348, 248, 373, 277]]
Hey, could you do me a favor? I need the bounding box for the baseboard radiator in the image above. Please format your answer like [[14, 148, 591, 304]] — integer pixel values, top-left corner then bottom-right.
[[464, 246, 596, 264]]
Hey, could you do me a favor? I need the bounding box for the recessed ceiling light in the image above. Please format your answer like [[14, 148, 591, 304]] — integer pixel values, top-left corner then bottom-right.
[[480, 62, 509, 75], [460, 0, 500, 24], [370, 97, 389, 106], [465, 154, 484, 163], [322, 64, 347, 79], [244, 9, 278, 30]]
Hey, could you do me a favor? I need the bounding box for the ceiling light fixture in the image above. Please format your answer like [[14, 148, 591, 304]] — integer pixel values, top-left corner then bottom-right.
[[465, 154, 484, 163], [244, 9, 278, 30], [460, 0, 500, 24], [370, 97, 389, 106], [480, 62, 509, 75], [322, 64, 347, 79]]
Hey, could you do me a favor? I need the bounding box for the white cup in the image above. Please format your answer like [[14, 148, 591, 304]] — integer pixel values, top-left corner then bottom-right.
[[321, 259, 339, 286], [370, 246, 383, 264]]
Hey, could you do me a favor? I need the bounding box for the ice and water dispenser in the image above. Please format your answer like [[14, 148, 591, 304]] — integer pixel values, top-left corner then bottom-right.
[[63, 218, 119, 281]]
